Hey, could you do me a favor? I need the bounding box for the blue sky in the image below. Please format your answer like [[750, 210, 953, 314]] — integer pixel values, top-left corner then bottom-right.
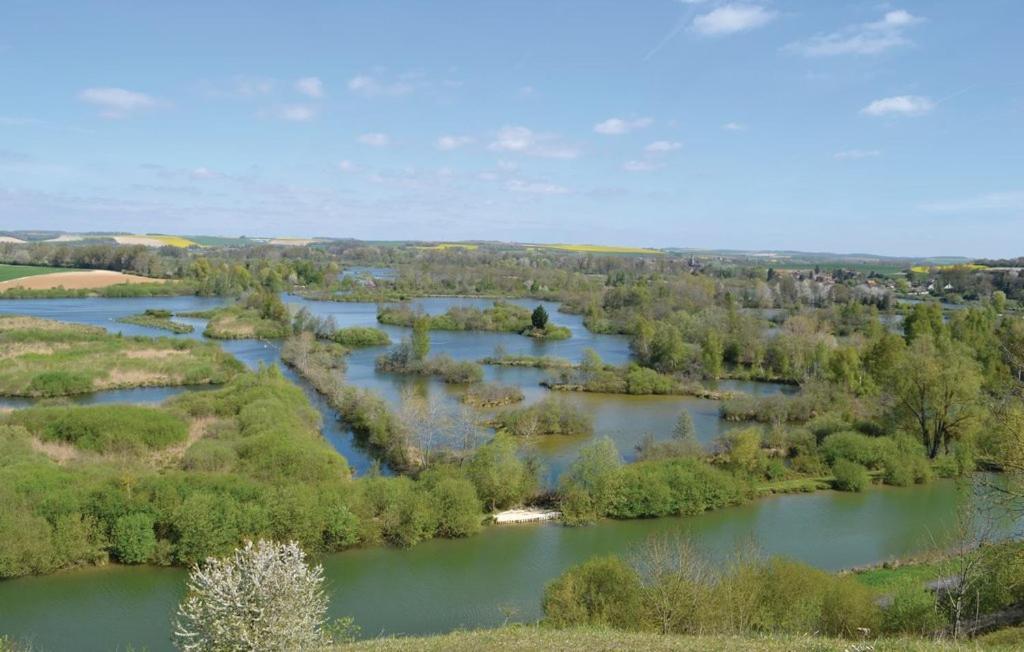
[[1, 1, 1021, 257]]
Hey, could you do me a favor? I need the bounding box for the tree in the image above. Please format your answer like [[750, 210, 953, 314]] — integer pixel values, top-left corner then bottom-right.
[[174, 540, 330, 652], [701, 331, 723, 379], [888, 336, 982, 458], [673, 410, 696, 444], [542, 555, 643, 629], [561, 437, 622, 517], [531, 304, 549, 330], [465, 433, 536, 511], [411, 316, 430, 362]]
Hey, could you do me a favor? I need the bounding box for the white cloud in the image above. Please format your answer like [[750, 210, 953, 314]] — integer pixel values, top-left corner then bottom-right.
[[488, 126, 579, 159], [436, 135, 474, 151], [348, 74, 416, 98], [357, 132, 391, 147], [861, 95, 934, 117], [785, 9, 923, 57], [692, 4, 776, 37], [77, 87, 160, 118], [593, 117, 653, 135], [337, 160, 357, 172], [834, 149, 881, 160], [722, 121, 745, 131], [623, 160, 662, 172], [189, 167, 222, 180], [278, 104, 318, 122], [506, 179, 571, 195], [645, 140, 682, 153], [921, 191, 1024, 213], [295, 77, 324, 98]]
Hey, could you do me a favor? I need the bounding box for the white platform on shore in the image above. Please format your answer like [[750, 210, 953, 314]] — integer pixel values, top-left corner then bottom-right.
[[492, 509, 562, 524]]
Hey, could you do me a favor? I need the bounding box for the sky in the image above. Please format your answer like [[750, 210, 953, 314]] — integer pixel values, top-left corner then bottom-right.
[[1, 1, 1022, 257]]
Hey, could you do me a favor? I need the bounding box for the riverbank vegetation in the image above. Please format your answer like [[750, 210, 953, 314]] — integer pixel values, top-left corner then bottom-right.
[[462, 383, 524, 407], [0, 366, 544, 578], [492, 397, 593, 438], [0, 315, 241, 396], [197, 292, 291, 339], [116, 309, 194, 333], [374, 320, 484, 384], [377, 301, 571, 340]]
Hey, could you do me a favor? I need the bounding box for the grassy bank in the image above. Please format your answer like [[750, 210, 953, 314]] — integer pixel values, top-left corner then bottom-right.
[[0, 315, 242, 396], [336, 625, 1009, 651], [116, 309, 194, 333], [378, 302, 571, 340], [199, 305, 291, 339]]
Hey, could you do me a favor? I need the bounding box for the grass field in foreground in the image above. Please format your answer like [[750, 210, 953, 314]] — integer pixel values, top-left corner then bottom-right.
[[0, 264, 79, 282], [337, 625, 1018, 651], [527, 243, 663, 255]]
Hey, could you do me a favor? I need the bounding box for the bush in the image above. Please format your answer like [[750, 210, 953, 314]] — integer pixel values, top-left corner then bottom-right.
[[7, 405, 188, 454], [27, 371, 94, 396], [495, 397, 593, 437], [331, 327, 390, 347], [542, 556, 644, 629], [110, 513, 157, 564], [831, 459, 870, 492], [881, 585, 945, 635], [820, 431, 895, 469]]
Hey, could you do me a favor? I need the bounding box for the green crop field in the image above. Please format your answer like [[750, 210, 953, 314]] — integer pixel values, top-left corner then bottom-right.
[[0, 264, 78, 282]]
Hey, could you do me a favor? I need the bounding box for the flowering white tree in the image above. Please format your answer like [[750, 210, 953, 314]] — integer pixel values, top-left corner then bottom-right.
[[174, 540, 329, 651]]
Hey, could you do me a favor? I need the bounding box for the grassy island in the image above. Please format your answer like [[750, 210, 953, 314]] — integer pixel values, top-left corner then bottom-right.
[[0, 315, 242, 396]]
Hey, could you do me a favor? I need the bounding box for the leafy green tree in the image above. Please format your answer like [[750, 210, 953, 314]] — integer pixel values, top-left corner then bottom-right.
[[903, 302, 944, 343], [561, 437, 622, 517], [111, 512, 157, 564], [531, 304, 549, 330], [411, 316, 430, 362], [701, 331, 723, 379], [888, 336, 982, 458], [465, 433, 535, 511]]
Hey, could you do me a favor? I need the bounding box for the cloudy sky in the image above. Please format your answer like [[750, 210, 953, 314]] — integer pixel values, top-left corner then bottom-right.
[[1, 1, 1021, 256]]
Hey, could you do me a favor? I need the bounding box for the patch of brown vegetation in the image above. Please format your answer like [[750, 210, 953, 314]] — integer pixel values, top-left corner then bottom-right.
[[0, 315, 102, 334], [99, 369, 179, 388], [152, 416, 216, 468], [29, 437, 81, 465], [0, 342, 69, 359], [0, 270, 166, 290], [123, 348, 187, 360]]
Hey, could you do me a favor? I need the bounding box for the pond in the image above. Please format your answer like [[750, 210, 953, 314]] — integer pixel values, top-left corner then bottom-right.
[[1, 294, 786, 482], [0, 480, 981, 652]]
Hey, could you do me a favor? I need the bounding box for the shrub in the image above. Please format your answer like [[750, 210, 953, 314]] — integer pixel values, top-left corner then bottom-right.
[[182, 439, 238, 472], [495, 397, 593, 437], [881, 585, 945, 635], [331, 327, 390, 347], [820, 431, 896, 469], [110, 513, 157, 564], [7, 405, 188, 454], [542, 556, 644, 629], [27, 371, 94, 396], [831, 459, 870, 492], [174, 540, 330, 651]]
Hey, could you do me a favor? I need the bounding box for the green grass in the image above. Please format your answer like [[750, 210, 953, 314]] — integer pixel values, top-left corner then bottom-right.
[[5, 404, 188, 454], [0, 314, 243, 396], [335, 625, 1010, 651], [0, 264, 79, 282], [202, 306, 291, 339]]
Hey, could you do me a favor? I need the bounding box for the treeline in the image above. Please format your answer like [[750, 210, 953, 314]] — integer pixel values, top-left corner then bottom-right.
[[377, 301, 570, 339]]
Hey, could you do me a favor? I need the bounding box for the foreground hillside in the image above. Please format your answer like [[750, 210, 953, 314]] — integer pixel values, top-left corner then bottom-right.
[[336, 626, 1023, 651]]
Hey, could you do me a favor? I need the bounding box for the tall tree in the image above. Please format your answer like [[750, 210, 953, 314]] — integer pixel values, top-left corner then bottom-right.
[[888, 336, 982, 458], [411, 315, 430, 362], [532, 304, 549, 330]]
